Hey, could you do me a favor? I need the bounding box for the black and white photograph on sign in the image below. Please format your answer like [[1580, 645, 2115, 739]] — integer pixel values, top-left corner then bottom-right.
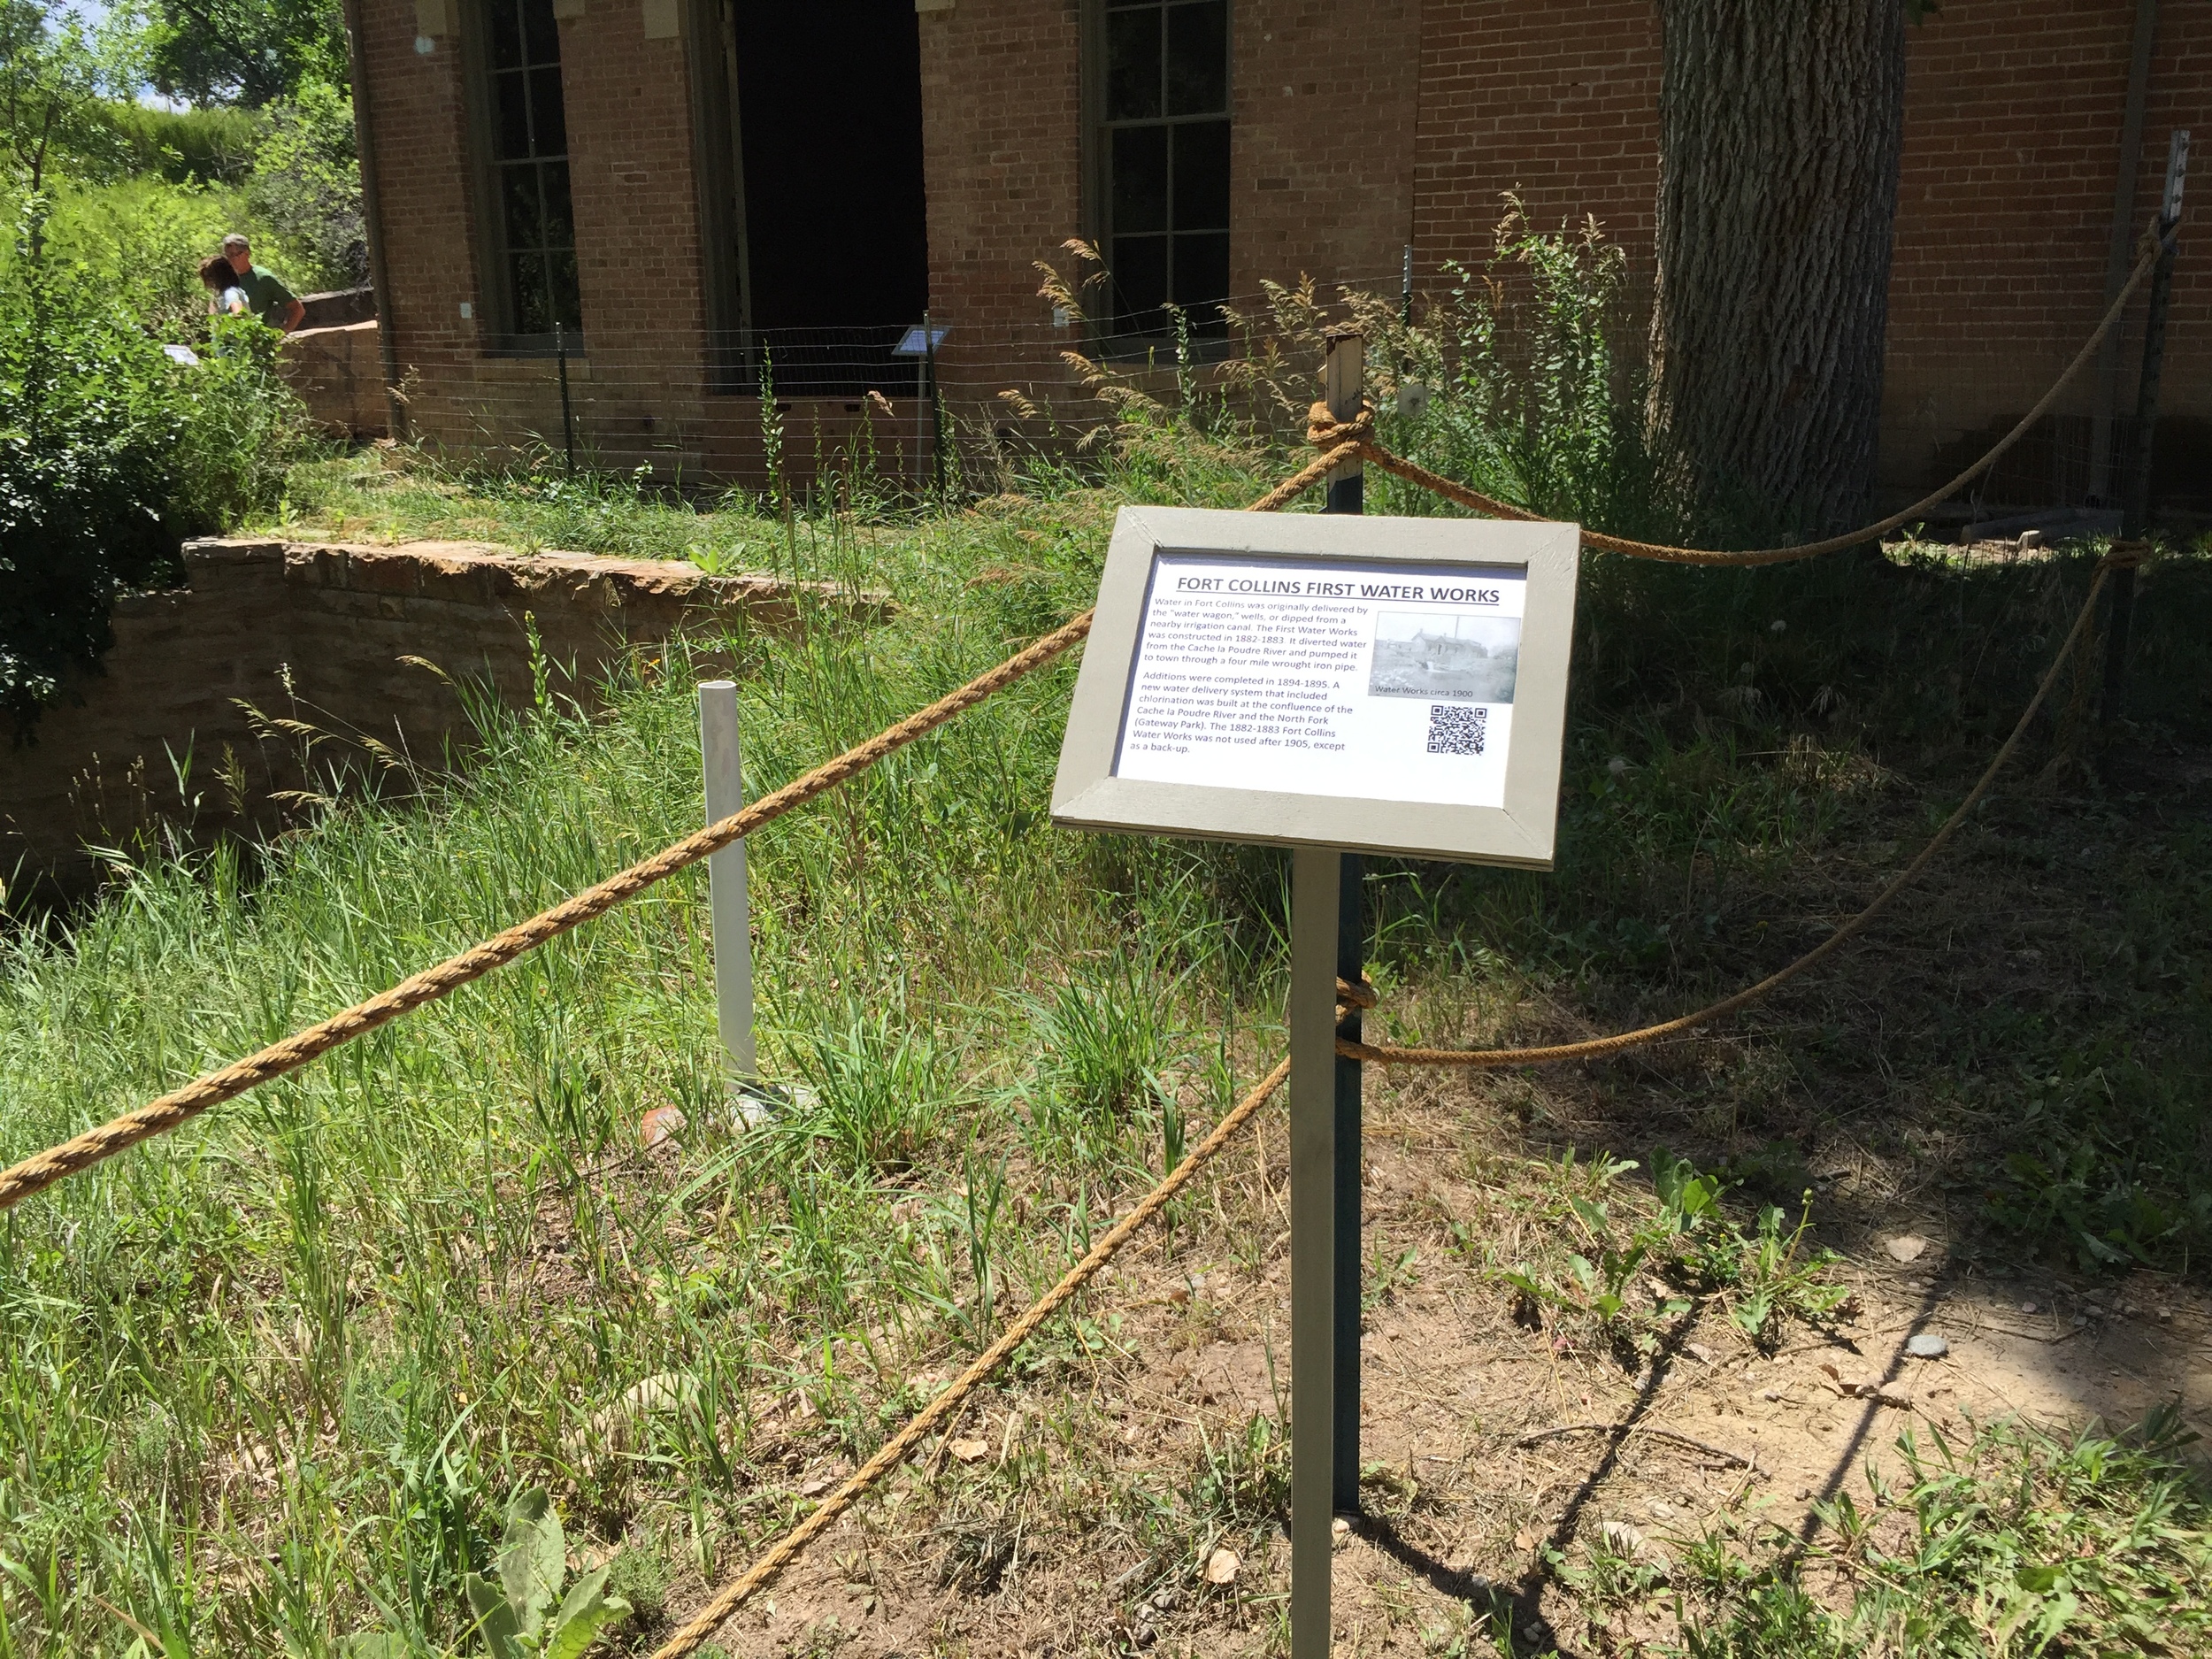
[[1112, 550, 1529, 810], [1367, 611, 1521, 703]]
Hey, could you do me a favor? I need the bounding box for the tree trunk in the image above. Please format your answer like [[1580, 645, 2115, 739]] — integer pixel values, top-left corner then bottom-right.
[[1647, 0, 1907, 537]]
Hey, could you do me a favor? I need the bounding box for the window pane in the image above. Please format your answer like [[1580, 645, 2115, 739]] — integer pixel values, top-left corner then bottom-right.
[[512, 253, 549, 334], [1104, 7, 1161, 121], [540, 160, 573, 243], [1111, 124, 1168, 234], [1171, 119, 1229, 230], [530, 66, 565, 155], [489, 0, 523, 70], [501, 165, 544, 250], [1111, 234, 1169, 333], [1164, 1, 1227, 116], [520, 0, 560, 64], [1172, 230, 1229, 318], [493, 71, 529, 159]]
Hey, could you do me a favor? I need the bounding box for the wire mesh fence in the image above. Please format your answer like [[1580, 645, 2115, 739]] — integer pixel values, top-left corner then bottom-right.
[[338, 260, 2186, 534]]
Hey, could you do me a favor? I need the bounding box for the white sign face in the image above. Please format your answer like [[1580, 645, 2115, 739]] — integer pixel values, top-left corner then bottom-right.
[[1051, 506, 1579, 868], [1114, 551, 1527, 809]]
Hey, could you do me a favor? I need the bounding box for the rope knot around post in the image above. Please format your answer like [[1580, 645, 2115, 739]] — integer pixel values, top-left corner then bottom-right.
[[2101, 540, 2153, 571], [1306, 396, 1376, 453]]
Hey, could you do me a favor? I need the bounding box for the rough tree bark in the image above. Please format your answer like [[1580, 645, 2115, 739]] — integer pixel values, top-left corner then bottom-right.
[[1647, 0, 1908, 537]]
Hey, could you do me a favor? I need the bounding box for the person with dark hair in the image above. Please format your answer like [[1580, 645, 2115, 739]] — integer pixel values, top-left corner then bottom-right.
[[213, 234, 304, 332], [199, 255, 249, 319]]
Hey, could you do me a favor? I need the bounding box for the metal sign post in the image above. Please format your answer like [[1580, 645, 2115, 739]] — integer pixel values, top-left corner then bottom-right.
[[1051, 503, 1580, 1659], [1319, 328, 1367, 1518], [892, 322, 950, 494], [1287, 845, 1340, 1658]]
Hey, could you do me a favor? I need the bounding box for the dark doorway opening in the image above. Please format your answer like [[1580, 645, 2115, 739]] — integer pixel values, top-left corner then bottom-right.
[[716, 0, 930, 395]]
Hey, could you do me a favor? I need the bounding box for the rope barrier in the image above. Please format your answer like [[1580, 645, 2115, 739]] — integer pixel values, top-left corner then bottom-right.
[[1, 236, 2157, 1214], [1311, 239, 2166, 566], [0, 242, 2159, 1650], [641, 560, 2114, 1653], [644, 1054, 1293, 1659], [0, 442, 1354, 1211], [1340, 559, 2116, 1067], [0, 614, 1096, 1213]]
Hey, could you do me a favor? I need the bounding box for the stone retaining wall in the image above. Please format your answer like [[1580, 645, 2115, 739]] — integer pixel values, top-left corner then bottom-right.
[[280, 320, 388, 438], [1, 538, 878, 891]]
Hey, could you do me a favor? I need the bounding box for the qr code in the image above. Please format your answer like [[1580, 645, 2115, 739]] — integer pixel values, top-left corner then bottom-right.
[[1425, 703, 1488, 756]]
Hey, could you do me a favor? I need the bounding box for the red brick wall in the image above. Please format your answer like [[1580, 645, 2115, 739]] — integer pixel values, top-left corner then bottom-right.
[[357, 0, 480, 375], [1412, 1, 1661, 280], [916, 0, 1085, 412], [1884, 0, 2208, 498], [357, 0, 721, 471], [0, 538, 857, 889], [918, 0, 1083, 338], [1409, 0, 2208, 498], [356, 0, 2207, 501], [1231, 0, 1421, 297], [556, 0, 713, 463], [914, 0, 1424, 419]]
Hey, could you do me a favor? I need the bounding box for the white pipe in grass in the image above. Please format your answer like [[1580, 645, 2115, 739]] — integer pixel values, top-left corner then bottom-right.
[[698, 680, 755, 1080]]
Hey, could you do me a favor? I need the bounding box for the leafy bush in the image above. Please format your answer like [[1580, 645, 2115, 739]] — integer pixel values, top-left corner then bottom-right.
[[1, 173, 251, 339], [459, 1487, 630, 1659], [246, 79, 365, 290], [0, 202, 304, 731], [1679, 1412, 2212, 1657], [88, 100, 260, 185]]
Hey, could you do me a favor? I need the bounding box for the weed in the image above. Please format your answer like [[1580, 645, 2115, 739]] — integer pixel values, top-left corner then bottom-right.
[[1677, 1411, 2212, 1657], [1190, 1411, 1290, 1539], [1493, 1148, 1845, 1353], [786, 995, 963, 1174], [458, 1486, 629, 1659]]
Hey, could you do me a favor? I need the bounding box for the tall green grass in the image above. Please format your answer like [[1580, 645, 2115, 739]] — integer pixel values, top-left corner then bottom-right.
[[0, 381, 2205, 1653]]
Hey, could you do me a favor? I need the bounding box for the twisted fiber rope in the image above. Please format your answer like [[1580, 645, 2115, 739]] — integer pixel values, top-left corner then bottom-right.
[[0, 455, 1340, 1214], [1340, 561, 2116, 1070], [1312, 240, 2162, 567], [0, 253, 2134, 1643], [1246, 439, 1363, 513], [646, 563, 2112, 1655], [645, 1054, 1291, 1659], [0, 613, 1098, 1213]]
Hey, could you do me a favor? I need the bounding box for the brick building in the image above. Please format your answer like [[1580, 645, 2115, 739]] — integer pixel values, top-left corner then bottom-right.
[[349, 0, 2205, 511]]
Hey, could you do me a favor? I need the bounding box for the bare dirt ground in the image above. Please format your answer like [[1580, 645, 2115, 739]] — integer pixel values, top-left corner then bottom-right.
[[661, 1071, 2210, 1659], [630, 747, 2211, 1658]]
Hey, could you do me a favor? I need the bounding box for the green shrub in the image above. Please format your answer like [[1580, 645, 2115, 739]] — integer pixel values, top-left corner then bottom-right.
[[246, 80, 365, 290], [0, 201, 304, 731], [89, 100, 261, 186], [0, 172, 265, 341]]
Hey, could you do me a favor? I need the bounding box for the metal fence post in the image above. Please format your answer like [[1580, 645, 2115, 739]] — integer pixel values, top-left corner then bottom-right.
[[1287, 847, 1341, 1659], [2104, 127, 2187, 730], [556, 320, 577, 476], [925, 308, 945, 497], [1321, 326, 1367, 1515], [698, 680, 755, 1079]]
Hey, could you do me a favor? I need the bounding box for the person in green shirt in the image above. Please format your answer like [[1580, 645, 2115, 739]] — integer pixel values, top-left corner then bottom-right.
[[217, 234, 305, 333]]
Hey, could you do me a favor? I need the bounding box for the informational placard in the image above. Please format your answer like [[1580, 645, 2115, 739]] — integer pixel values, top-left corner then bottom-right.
[[1115, 551, 1527, 810], [1052, 507, 1580, 869]]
